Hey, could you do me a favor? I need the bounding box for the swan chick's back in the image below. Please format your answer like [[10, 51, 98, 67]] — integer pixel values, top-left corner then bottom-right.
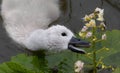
[[1, 0, 60, 45]]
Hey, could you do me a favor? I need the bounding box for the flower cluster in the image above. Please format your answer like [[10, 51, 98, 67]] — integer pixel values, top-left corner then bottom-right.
[[74, 60, 84, 73], [79, 7, 107, 40], [77, 7, 112, 73]]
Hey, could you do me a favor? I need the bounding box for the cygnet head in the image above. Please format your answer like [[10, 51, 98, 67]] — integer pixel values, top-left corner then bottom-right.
[[46, 25, 74, 51], [25, 25, 90, 54]]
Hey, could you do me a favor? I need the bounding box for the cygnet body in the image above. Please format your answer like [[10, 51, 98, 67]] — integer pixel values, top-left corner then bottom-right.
[[1, 0, 90, 53]]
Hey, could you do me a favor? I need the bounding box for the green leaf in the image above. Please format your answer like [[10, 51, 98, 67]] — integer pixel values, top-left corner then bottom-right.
[[6, 62, 35, 73], [11, 53, 48, 72], [11, 54, 34, 69], [46, 51, 76, 73], [101, 30, 120, 67], [101, 30, 120, 57], [0, 53, 49, 73], [112, 67, 120, 73], [0, 63, 14, 73], [46, 51, 93, 73]]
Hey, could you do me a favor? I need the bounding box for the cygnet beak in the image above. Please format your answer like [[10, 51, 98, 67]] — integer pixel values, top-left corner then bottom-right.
[[68, 37, 91, 54]]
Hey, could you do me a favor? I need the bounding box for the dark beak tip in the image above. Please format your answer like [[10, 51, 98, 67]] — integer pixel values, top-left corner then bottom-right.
[[77, 50, 86, 54], [69, 37, 91, 47], [68, 37, 91, 54], [82, 51, 86, 54]]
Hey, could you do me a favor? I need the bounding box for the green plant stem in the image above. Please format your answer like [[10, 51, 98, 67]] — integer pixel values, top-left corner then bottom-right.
[[92, 27, 97, 73], [93, 47, 97, 73], [91, 41, 97, 73]]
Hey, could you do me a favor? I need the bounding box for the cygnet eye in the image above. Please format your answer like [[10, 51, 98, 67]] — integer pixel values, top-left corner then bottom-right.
[[61, 32, 67, 36]]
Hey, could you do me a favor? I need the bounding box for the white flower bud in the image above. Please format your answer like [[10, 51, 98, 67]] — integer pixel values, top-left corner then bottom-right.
[[83, 15, 91, 21], [102, 34, 107, 40], [97, 14, 104, 21], [74, 60, 84, 73], [95, 7, 104, 21], [86, 19, 96, 27], [95, 7, 104, 14], [86, 32, 92, 38], [100, 22, 106, 27], [81, 26, 88, 32]]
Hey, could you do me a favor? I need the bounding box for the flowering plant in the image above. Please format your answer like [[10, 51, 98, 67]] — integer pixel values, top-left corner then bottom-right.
[[78, 7, 114, 73]]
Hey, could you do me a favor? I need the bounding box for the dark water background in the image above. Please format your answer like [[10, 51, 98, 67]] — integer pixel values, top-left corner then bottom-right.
[[0, 0, 120, 63]]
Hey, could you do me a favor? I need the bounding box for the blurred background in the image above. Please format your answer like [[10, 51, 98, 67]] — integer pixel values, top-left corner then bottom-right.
[[0, 0, 120, 63]]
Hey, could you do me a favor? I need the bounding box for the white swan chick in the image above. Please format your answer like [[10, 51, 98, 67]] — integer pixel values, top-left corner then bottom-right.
[[1, 0, 90, 54]]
